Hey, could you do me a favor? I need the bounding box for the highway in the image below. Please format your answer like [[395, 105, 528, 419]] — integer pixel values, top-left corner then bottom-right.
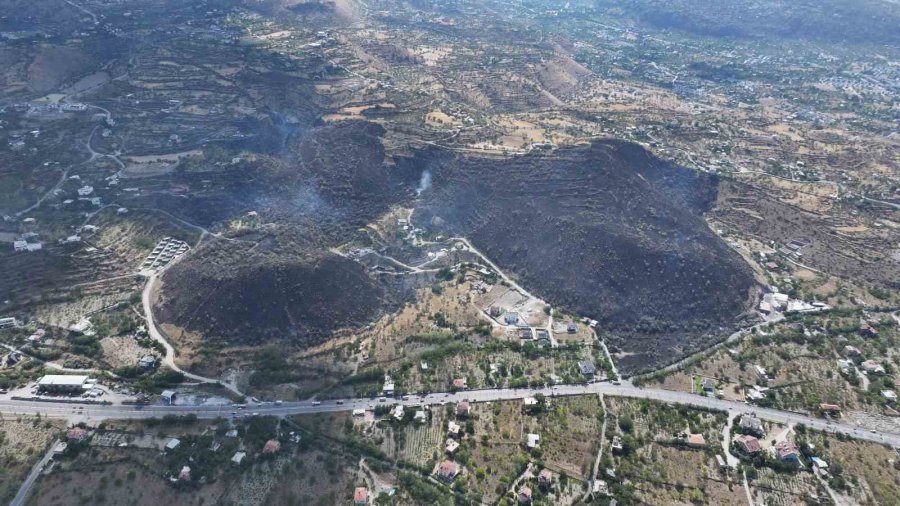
[[2, 382, 898, 449]]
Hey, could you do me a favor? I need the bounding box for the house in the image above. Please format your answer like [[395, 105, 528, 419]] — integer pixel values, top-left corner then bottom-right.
[[489, 305, 501, 317], [686, 434, 706, 446], [13, 240, 27, 252], [567, 321, 577, 334], [68, 318, 93, 335], [518, 486, 533, 504], [861, 360, 885, 375], [518, 328, 533, 340], [165, 438, 181, 451], [445, 438, 460, 453], [715, 455, 727, 468], [699, 378, 715, 392], [161, 390, 177, 405], [352, 409, 366, 417], [882, 390, 897, 403], [414, 410, 428, 423], [452, 378, 467, 390], [837, 359, 854, 374], [526, 433, 540, 449], [262, 439, 281, 454], [448, 421, 461, 435], [733, 435, 761, 455], [437, 461, 458, 482], [810, 457, 828, 470], [843, 345, 861, 357], [420, 361, 429, 371], [0, 317, 17, 329], [231, 451, 246, 465], [610, 436, 624, 453], [860, 323, 879, 338], [579, 360, 596, 378], [382, 377, 395, 396], [504, 312, 519, 325], [22, 241, 41, 251], [775, 441, 801, 464], [66, 427, 89, 442], [178, 466, 191, 481], [755, 365, 768, 381], [523, 397, 538, 409], [27, 329, 45, 342], [537, 469, 553, 488], [225, 429, 239, 438], [354, 487, 368, 506], [392, 404, 404, 420], [820, 403, 841, 415], [77, 185, 94, 196], [37, 375, 90, 394], [456, 401, 470, 417], [138, 355, 157, 369], [739, 415, 764, 436]]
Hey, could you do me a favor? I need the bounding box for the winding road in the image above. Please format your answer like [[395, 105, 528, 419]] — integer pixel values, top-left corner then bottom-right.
[[141, 272, 243, 397]]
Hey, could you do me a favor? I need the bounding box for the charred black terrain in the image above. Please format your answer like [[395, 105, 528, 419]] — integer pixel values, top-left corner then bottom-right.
[[154, 122, 756, 369], [154, 121, 421, 346], [413, 140, 758, 371], [156, 238, 401, 346]]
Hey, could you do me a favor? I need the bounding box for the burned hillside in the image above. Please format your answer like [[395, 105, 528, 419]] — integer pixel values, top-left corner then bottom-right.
[[154, 127, 756, 369], [412, 140, 758, 371], [155, 235, 408, 347], [153, 121, 421, 346]]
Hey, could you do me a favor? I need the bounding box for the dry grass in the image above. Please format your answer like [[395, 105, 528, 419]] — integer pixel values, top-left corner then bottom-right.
[[0, 416, 63, 504]]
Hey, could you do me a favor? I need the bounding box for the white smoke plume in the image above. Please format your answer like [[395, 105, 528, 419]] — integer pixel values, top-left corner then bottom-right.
[[416, 169, 432, 196]]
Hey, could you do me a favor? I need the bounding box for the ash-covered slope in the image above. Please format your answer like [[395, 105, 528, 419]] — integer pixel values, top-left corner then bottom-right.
[[412, 140, 757, 371], [155, 120, 754, 369], [155, 237, 395, 346], [155, 121, 420, 346]]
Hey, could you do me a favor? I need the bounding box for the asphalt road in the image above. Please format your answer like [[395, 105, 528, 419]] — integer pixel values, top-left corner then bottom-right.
[[2, 383, 898, 448], [10, 439, 57, 506]]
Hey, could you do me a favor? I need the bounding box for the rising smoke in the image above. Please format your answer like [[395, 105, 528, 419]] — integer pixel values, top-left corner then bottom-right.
[[416, 169, 432, 196]]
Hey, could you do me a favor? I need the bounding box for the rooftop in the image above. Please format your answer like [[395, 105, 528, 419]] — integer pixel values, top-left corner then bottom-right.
[[38, 375, 89, 386]]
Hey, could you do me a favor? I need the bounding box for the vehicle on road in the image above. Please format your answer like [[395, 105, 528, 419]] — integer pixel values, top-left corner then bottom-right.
[[311, 401, 321, 406]]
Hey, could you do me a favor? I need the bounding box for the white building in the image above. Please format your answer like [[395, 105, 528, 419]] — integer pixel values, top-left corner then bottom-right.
[[77, 185, 94, 196], [37, 375, 91, 393], [755, 365, 768, 381]]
